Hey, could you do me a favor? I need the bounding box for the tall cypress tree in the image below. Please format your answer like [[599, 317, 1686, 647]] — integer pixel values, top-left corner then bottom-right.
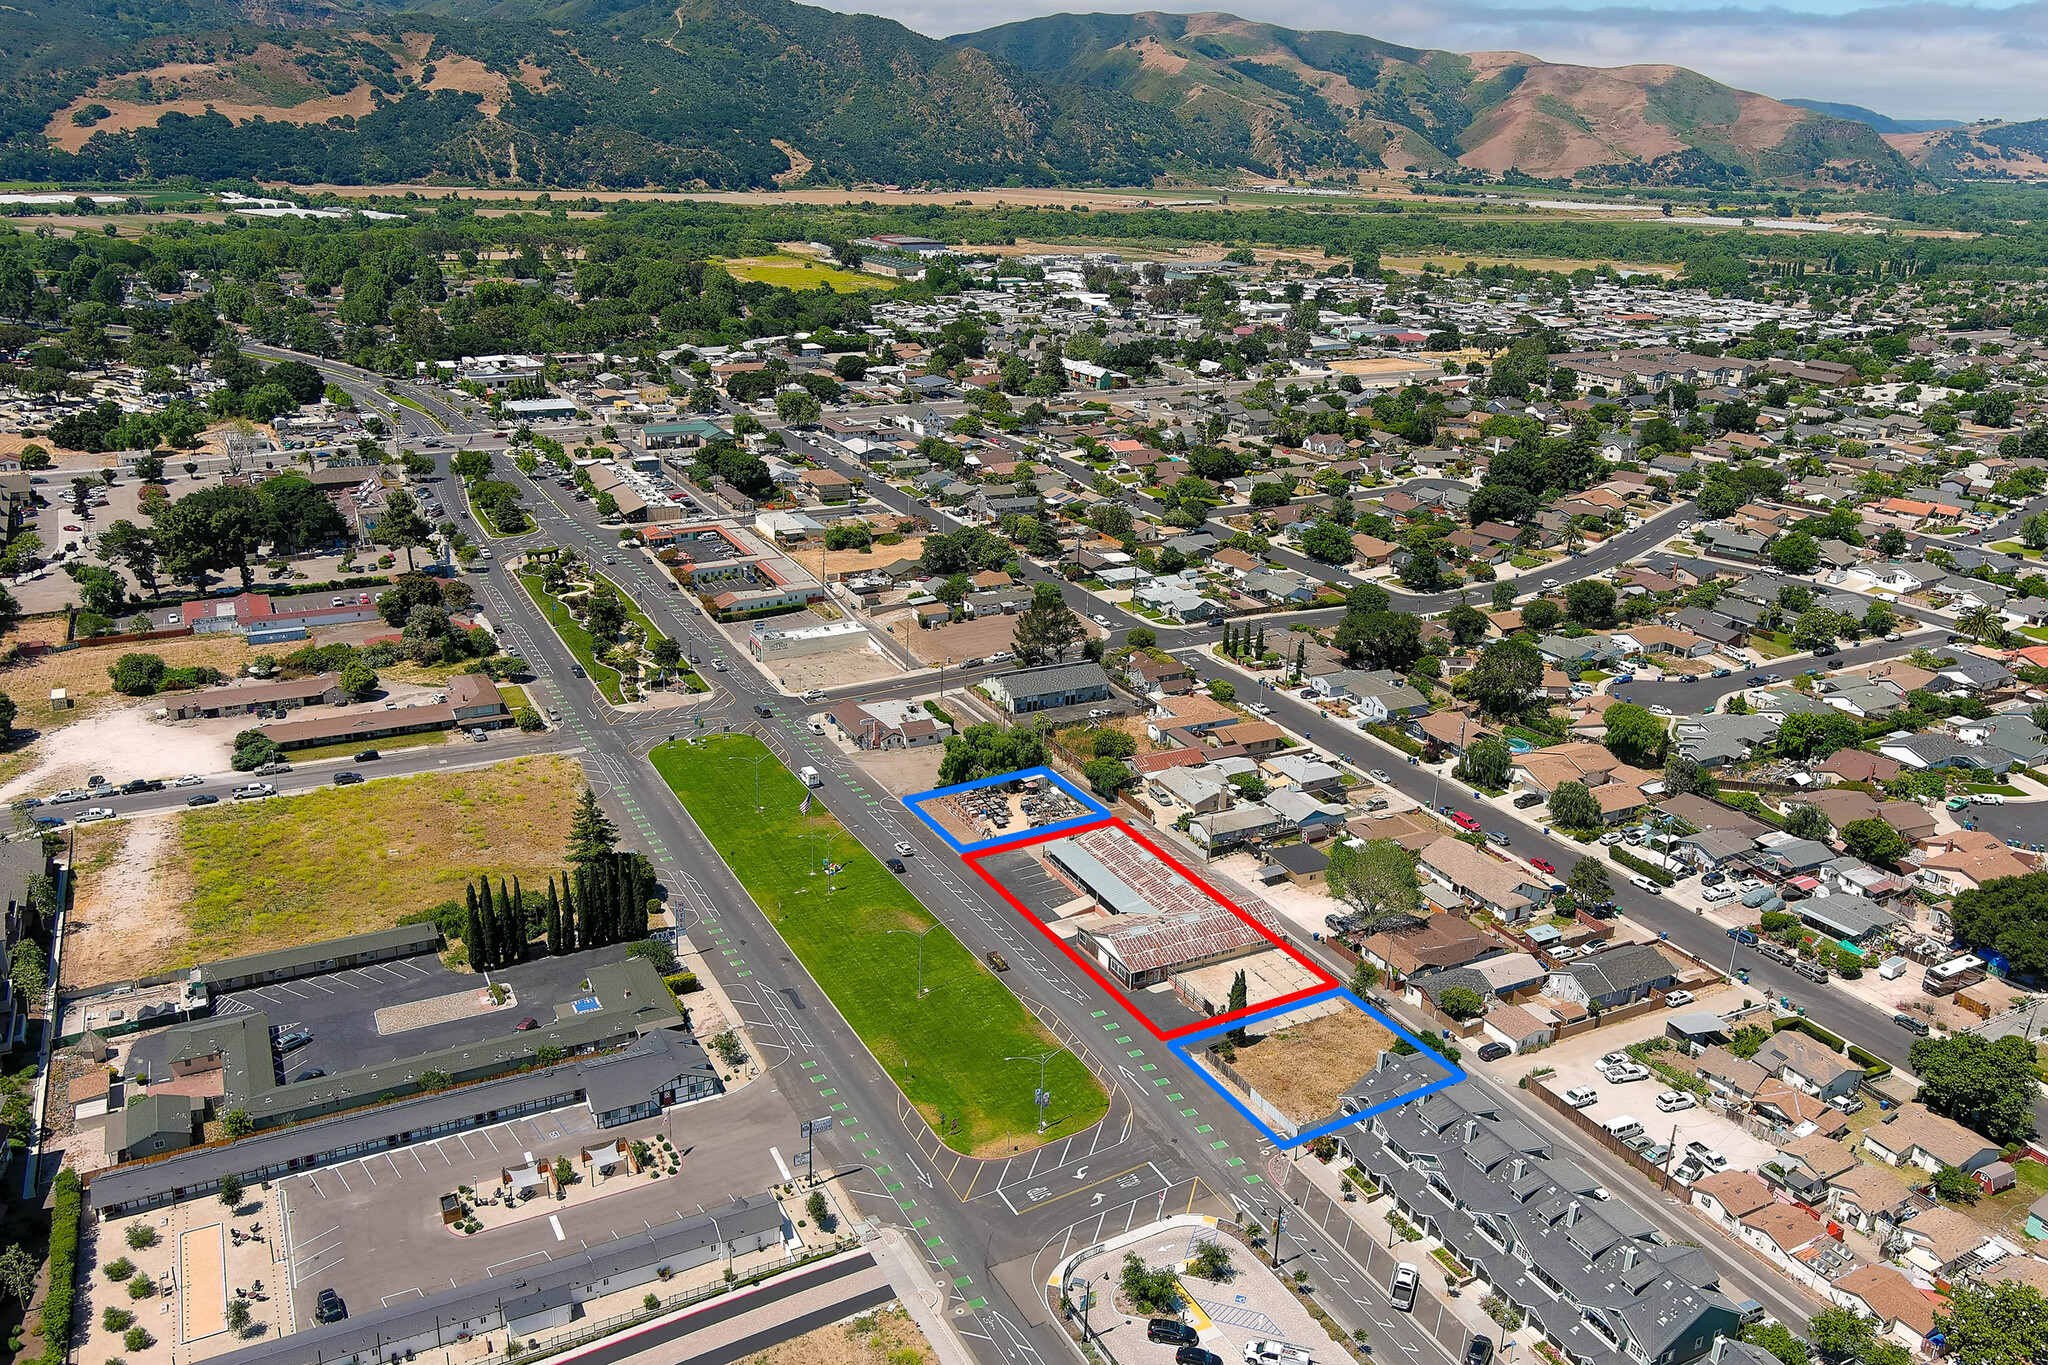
[[511, 877, 526, 961], [476, 894, 497, 969], [466, 903, 486, 970], [575, 867, 594, 950], [546, 877, 562, 956], [563, 874, 578, 954]]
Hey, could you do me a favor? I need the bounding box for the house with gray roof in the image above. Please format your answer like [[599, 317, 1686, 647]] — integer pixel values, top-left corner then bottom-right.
[[1336, 1075, 1742, 1365], [1673, 714, 1779, 768], [1550, 943, 1679, 1009], [982, 662, 1114, 714], [1878, 732, 2009, 772]]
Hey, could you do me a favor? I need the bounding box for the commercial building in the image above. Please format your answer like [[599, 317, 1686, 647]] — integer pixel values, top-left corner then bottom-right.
[[746, 618, 871, 660], [1041, 826, 1275, 989], [983, 662, 1114, 714]]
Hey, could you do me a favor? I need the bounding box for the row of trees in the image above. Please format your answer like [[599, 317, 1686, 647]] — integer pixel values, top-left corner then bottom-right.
[[459, 789, 655, 969]]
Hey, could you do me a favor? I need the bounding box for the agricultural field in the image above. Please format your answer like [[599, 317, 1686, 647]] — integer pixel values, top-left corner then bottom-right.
[[650, 735, 1106, 1154], [60, 754, 583, 986], [715, 255, 894, 290]]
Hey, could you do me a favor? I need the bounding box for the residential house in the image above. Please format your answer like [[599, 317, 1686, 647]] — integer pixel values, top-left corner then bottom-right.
[[1417, 837, 1552, 923], [983, 662, 1114, 714], [1550, 943, 1679, 1009], [1829, 1264, 1943, 1357], [1753, 1030, 1863, 1101], [1691, 1170, 1775, 1232], [1859, 1103, 2001, 1174]]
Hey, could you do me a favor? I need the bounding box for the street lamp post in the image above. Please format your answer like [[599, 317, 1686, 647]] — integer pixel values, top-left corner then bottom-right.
[[886, 924, 940, 998], [726, 752, 772, 812], [1006, 1050, 1062, 1133]]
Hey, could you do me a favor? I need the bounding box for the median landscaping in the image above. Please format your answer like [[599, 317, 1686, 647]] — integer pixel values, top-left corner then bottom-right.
[[650, 736, 1108, 1154]]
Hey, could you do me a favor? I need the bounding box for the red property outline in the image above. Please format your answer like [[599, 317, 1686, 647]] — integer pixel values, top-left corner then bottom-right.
[[962, 816, 1340, 1042]]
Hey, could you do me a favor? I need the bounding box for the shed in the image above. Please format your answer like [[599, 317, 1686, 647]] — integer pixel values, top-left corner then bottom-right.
[[1977, 1161, 2018, 1195]]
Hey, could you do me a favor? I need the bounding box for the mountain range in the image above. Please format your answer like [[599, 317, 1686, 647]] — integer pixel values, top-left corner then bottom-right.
[[0, 0, 1980, 190]]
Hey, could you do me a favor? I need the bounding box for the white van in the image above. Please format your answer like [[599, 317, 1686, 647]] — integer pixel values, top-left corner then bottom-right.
[[798, 766, 822, 788], [1603, 1115, 1645, 1143]]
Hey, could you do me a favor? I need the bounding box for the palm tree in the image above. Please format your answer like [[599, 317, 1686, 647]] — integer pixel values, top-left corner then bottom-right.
[[1957, 604, 2005, 644]]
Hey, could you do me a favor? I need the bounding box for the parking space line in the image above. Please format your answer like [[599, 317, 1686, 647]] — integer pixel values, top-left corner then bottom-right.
[[457, 1135, 477, 1160], [386, 1152, 404, 1177], [357, 1159, 377, 1185], [332, 1167, 352, 1192], [482, 1128, 501, 1153]]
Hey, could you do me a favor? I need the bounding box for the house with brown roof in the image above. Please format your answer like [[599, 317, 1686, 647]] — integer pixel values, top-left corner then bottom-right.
[[1358, 913, 1505, 980], [1479, 1003, 1553, 1053], [1694, 1045, 1770, 1100], [1830, 1264, 1943, 1354], [1406, 709, 1489, 756], [1756, 1030, 1863, 1100], [1826, 1162, 1914, 1237], [1350, 534, 1397, 566], [1692, 1170, 1775, 1231], [1861, 1102, 2001, 1174], [1221, 721, 1291, 756], [1738, 1203, 1833, 1290], [1779, 1133, 1858, 1185], [1889, 1205, 2012, 1287], [1417, 837, 1551, 922], [1753, 1081, 1851, 1138]]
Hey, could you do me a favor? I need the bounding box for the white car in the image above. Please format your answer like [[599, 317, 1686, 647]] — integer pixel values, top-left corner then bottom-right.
[[1250, 703, 1273, 716], [1369, 769, 1391, 783], [800, 689, 826, 702], [1664, 990, 1695, 1007], [173, 774, 204, 787], [1541, 578, 1559, 589], [1599, 830, 1626, 846], [77, 807, 116, 822], [1973, 792, 2007, 806], [1702, 886, 1735, 903], [1629, 874, 1661, 894], [1884, 632, 1903, 642], [1686, 1142, 1730, 1172], [1655, 1090, 1696, 1113], [987, 651, 1014, 663], [1600, 1052, 1631, 1069], [1603, 1063, 1652, 1084], [231, 783, 276, 800], [1650, 704, 1673, 716], [894, 842, 914, 856], [1090, 613, 1110, 626], [1563, 1086, 1598, 1108]]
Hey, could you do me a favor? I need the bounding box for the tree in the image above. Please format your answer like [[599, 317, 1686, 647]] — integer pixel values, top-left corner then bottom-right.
[[1521, 598, 1561, 634], [1783, 804, 1833, 842], [1933, 1163, 1981, 1205], [376, 571, 445, 628], [1662, 754, 1717, 798], [451, 449, 494, 481], [1567, 856, 1612, 906], [1776, 711, 1865, 760], [1438, 986, 1485, 1021], [338, 658, 378, 700], [1769, 531, 1821, 574], [1298, 521, 1353, 564], [774, 389, 822, 426], [1083, 757, 1137, 799], [1792, 607, 1854, 653], [1563, 580, 1616, 628], [107, 652, 168, 696], [218, 1172, 243, 1208], [1601, 703, 1665, 766], [1467, 640, 1542, 717], [1455, 735, 1513, 791], [152, 483, 264, 588], [225, 1298, 253, 1336], [1226, 970, 1249, 1043], [1741, 1324, 1810, 1365], [1120, 1253, 1182, 1316], [377, 489, 432, 569], [1935, 1280, 2048, 1365], [65, 562, 126, 617], [1863, 601, 1897, 636], [1343, 611, 1423, 672], [231, 729, 281, 771], [1209, 680, 1236, 703], [938, 721, 1048, 785], [1326, 839, 1421, 937], [0, 1245, 35, 1305], [220, 1109, 254, 1139], [1445, 604, 1489, 646], [8, 942, 43, 1004], [1910, 1032, 2040, 1145], [1950, 873, 2048, 977], [1013, 595, 1085, 666], [1093, 729, 1138, 759], [568, 787, 618, 864], [1843, 817, 1908, 864], [97, 520, 161, 597], [1549, 781, 1601, 832]]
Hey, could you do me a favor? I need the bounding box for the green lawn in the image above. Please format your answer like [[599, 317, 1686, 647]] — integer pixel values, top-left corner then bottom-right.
[[1750, 631, 1795, 660], [287, 729, 448, 762], [386, 391, 449, 433], [650, 736, 1107, 1155], [519, 574, 627, 702], [1963, 784, 2027, 798]]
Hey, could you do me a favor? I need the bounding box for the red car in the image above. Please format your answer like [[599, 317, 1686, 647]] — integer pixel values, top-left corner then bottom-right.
[[1451, 811, 1481, 831], [1530, 858, 1556, 875]]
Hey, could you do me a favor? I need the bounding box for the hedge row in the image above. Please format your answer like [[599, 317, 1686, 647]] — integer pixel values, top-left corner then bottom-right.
[[41, 1168, 81, 1365], [1367, 724, 1424, 757], [1607, 846, 1675, 887], [1847, 1043, 1894, 1080], [1774, 1015, 1848, 1052]]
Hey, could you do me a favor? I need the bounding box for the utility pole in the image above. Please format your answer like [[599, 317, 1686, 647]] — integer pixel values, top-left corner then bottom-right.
[[726, 751, 772, 812], [1269, 1206, 1287, 1268], [886, 924, 940, 998], [1006, 1050, 1061, 1133]]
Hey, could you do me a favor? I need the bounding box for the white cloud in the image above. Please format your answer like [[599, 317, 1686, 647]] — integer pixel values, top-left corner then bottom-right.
[[812, 0, 2048, 121]]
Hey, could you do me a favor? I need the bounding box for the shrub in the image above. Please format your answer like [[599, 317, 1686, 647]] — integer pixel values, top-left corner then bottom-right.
[[103, 1257, 134, 1282], [123, 1328, 152, 1353], [122, 1225, 156, 1251], [100, 1308, 133, 1333], [1606, 846, 1674, 887], [126, 1274, 155, 1301]]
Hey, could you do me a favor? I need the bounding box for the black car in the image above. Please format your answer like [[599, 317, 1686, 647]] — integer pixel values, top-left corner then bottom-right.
[[1701, 872, 1725, 886], [1176, 1350, 1222, 1365], [1465, 1339, 1495, 1365], [333, 772, 364, 786], [1745, 675, 1764, 685], [1150, 1321, 1198, 1347], [1475, 1042, 1512, 1062], [571, 665, 587, 678], [187, 794, 220, 807], [753, 703, 773, 718], [314, 1289, 346, 1325], [354, 750, 380, 762], [887, 858, 908, 873], [1894, 1013, 1931, 1035], [293, 1068, 325, 1082]]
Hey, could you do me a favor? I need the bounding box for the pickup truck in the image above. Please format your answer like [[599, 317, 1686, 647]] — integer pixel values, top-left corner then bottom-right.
[[1243, 1342, 1313, 1365]]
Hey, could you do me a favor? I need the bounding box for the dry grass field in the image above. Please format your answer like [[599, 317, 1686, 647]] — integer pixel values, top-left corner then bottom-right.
[[739, 1306, 935, 1365], [1227, 1006, 1398, 1126], [61, 754, 583, 985]]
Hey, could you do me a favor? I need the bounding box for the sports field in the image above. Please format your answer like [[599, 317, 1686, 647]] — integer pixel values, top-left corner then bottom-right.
[[715, 255, 893, 291], [650, 736, 1106, 1154]]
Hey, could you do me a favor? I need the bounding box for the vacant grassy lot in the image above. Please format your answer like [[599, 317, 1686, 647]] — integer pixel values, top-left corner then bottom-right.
[[651, 735, 1106, 1154], [65, 755, 583, 983], [1226, 1004, 1399, 1127], [715, 255, 893, 291]]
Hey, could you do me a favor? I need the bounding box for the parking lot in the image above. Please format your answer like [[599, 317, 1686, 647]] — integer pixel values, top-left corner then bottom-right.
[[268, 1070, 801, 1328], [128, 945, 642, 1087], [1493, 1014, 1778, 1177]]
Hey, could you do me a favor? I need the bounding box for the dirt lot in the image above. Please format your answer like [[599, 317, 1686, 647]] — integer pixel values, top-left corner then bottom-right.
[[60, 754, 584, 987], [1225, 1001, 1397, 1126], [738, 1305, 937, 1365], [0, 630, 261, 790], [850, 743, 946, 799], [891, 614, 1020, 666], [759, 640, 910, 694]]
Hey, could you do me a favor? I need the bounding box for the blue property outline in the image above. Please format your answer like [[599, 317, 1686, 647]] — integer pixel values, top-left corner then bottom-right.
[[1169, 989, 1465, 1150], [903, 767, 1115, 854]]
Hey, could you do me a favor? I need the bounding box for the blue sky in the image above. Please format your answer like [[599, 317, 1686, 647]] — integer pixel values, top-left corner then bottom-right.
[[815, 0, 2044, 122]]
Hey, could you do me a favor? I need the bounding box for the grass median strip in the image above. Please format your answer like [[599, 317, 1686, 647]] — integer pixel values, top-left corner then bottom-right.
[[519, 573, 627, 702], [650, 735, 1107, 1155]]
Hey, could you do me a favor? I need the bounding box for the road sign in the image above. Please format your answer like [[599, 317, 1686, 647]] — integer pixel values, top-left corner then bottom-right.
[[800, 1117, 835, 1138], [791, 1151, 811, 1167]]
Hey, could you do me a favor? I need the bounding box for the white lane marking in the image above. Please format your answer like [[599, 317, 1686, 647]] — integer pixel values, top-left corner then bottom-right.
[[770, 1146, 793, 1180], [548, 1214, 566, 1242]]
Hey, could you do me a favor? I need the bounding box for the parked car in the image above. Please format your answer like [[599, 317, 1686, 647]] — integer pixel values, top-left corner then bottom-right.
[[1655, 1090, 1696, 1113], [1685, 1142, 1730, 1172], [516, 1018, 539, 1030], [1390, 1264, 1419, 1312], [314, 1289, 346, 1325], [1603, 1062, 1651, 1084], [1664, 990, 1695, 1007], [1628, 874, 1661, 893], [1726, 927, 1756, 945], [173, 774, 204, 787], [1369, 769, 1391, 784], [1451, 811, 1481, 832], [1529, 858, 1555, 875], [293, 1069, 326, 1083], [1150, 1321, 1199, 1346], [1484, 830, 1510, 847], [1562, 1086, 1598, 1108], [354, 750, 380, 762], [801, 689, 827, 702], [1830, 1093, 1866, 1114], [1512, 791, 1544, 808], [1475, 1042, 1511, 1062], [1640, 1144, 1671, 1167], [232, 783, 276, 799], [1465, 1339, 1494, 1365], [1974, 792, 2007, 806], [1177, 1351, 1222, 1365], [1894, 1013, 1931, 1035], [275, 1028, 313, 1051]]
